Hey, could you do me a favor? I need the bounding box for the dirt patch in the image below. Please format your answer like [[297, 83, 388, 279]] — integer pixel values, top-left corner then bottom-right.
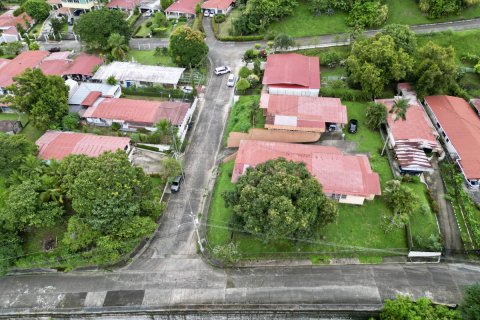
[[130, 147, 167, 175]]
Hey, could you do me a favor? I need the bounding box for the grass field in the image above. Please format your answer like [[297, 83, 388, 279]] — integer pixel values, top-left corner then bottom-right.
[[0, 112, 44, 142], [134, 19, 186, 38], [207, 101, 414, 261], [128, 50, 175, 66], [223, 95, 264, 145]]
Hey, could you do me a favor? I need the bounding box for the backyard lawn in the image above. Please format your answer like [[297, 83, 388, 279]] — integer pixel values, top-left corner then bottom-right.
[[128, 50, 175, 66], [133, 19, 187, 38], [223, 95, 264, 145], [0, 112, 44, 142]]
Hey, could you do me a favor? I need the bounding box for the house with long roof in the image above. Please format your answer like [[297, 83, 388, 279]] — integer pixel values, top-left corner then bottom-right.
[[106, 0, 140, 11], [201, 0, 236, 14], [424, 95, 480, 190], [165, 0, 201, 19], [376, 83, 441, 174], [262, 53, 320, 97], [36, 131, 131, 160], [260, 93, 347, 133], [39, 53, 103, 81], [232, 140, 381, 205], [92, 62, 185, 89], [0, 10, 33, 43], [82, 98, 194, 141]]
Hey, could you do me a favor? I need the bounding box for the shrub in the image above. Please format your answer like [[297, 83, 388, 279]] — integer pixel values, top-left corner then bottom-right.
[[111, 122, 121, 131], [107, 76, 117, 85], [265, 30, 277, 40], [254, 43, 261, 49], [238, 66, 251, 78], [235, 78, 250, 93], [247, 74, 260, 87], [214, 14, 226, 23], [320, 87, 373, 101], [62, 113, 80, 131], [146, 21, 152, 27], [219, 35, 264, 42], [178, 16, 187, 22]]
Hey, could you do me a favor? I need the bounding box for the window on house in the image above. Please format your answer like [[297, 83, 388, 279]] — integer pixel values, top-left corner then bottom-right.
[[436, 122, 440, 128], [340, 195, 347, 199], [446, 138, 449, 143], [442, 132, 446, 138]]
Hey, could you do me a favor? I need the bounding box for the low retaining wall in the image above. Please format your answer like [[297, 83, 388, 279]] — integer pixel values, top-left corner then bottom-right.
[[227, 128, 321, 148]]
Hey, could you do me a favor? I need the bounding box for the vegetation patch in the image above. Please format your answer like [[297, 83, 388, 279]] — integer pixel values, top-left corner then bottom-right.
[[128, 49, 175, 66], [223, 95, 264, 145]]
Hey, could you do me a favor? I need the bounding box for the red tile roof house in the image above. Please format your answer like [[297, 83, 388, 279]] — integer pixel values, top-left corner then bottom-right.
[[36, 131, 131, 161], [39, 53, 104, 81], [232, 140, 381, 205], [424, 95, 480, 190], [375, 83, 441, 174], [262, 53, 320, 97], [165, 0, 202, 19], [201, 0, 236, 14], [0, 10, 34, 43], [0, 50, 50, 107], [82, 98, 194, 142], [260, 93, 347, 133], [106, 0, 141, 12]]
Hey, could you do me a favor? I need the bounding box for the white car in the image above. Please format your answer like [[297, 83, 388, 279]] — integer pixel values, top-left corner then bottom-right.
[[203, 10, 210, 17], [227, 74, 236, 87], [181, 85, 193, 94], [214, 66, 231, 75], [209, 12, 215, 18], [144, 11, 152, 17]]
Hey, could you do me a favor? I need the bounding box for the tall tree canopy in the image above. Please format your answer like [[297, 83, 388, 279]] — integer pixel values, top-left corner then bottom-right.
[[346, 34, 413, 97], [223, 158, 338, 240], [460, 283, 480, 320], [380, 24, 417, 54], [74, 9, 130, 51], [414, 42, 458, 97], [347, 0, 388, 28], [0, 133, 37, 176], [419, 0, 480, 18], [380, 295, 461, 319], [365, 102, 388, 130], [383, 180, 418, 229], [5, 68, 69, 130], [160, 0, 173, 10], [22, 0, 50, 21], [169, 25, 208, 67]]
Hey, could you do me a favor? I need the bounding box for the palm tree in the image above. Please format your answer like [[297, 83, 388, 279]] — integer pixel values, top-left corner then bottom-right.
[[390, 98, 410, 121], [107, 33, 129, 61]]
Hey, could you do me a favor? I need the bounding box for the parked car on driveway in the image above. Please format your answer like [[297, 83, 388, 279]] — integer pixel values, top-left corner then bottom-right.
[[203, 10, 210, 17], [170, 175, 183, 193], [181, 86, 193, 94], [144, 10, 152, 17], [214, 66, 231, 75], [348, 119, 358, 134], [227, 74, 236, 87], [48, 47, 61, 53], [209, 12, 215, 17]]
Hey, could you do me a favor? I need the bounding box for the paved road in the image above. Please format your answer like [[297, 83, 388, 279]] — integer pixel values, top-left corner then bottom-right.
[[6, 14, 480, 318]]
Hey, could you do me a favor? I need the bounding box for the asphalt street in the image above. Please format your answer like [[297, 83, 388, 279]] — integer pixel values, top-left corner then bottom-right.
[[5, 15, 480, 317]]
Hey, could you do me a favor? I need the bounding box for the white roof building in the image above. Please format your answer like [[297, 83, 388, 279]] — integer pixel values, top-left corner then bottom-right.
[[92, 62, 185, 88], [69, 82, 121, 106]]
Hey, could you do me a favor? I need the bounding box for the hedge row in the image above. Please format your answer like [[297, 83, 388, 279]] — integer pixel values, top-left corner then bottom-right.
[[319, 87, 373, 101], [123, 86, 194, 100]]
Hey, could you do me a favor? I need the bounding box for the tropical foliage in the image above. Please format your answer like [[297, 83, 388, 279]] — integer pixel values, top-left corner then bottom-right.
[[380, 295, 461, 319], [365, 102, 388, 130], [169, 26, 208, 67]]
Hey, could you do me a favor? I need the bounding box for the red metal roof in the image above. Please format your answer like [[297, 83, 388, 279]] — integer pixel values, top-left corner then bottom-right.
[[233, 140, 381, 198], [83, 98, 190, 125], [38, 53, 103, 77], [36, 131, 130, 160], [425, 95, 480, 179], [201, 0, 235, 10], [39, 59, 70, 76], [0, 11, 33, 30], [376, 98, 439, 148], [81, 91, 102, 106], [261, 93, 347, 130], [165, 0, 201, 14], [262, 53, 320, 90], [106, 0, 140, 10], [0, 51, 50, 88]]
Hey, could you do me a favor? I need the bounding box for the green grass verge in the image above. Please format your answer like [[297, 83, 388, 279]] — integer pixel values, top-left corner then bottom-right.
[[207, 101, 413, 260], [128, 50, 175, 66], [0, 112, 44, 142], [223, 95, 264, 145], [21, 221, 68, 256]]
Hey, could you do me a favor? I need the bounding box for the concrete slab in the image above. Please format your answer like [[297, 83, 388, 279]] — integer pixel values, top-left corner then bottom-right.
[[103, 290, 145, 307], [84, 291, 107, 307]]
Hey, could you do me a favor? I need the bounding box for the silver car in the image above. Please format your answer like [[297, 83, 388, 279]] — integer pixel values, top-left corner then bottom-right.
[[227, 74, 236, 87]]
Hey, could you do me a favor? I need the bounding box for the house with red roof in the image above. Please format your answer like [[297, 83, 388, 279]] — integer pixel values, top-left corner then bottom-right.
[[201, 0, 235, 14], [0, 50, 50, 96], [262, 53, 320, 97], [260, 93, 347, 133], [0, 10, 34, 43], [82, 98, 194, 141], [424, 95, 480, 190], [36, 131, 131, 161], [376, 83, 441, 174], [232, 140, 381, 205], [106, 0, 140, 11], [39, 53, 103, 81], [165, 0, 202, 19]]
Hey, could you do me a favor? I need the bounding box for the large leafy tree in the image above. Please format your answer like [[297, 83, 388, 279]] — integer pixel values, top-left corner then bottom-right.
[[160, 0, 173, 10], [414, 42, 458, 97], [169, 25, 208, 67], [383, 180, 418, 230], [22, 0, 50, 21], [5, 69, 69, 130], [365, 102, 387, 130], [419, 0, 480, 18], [74, 9, 130, 51], [223, 158, 338, 240], [380, 295, 461, 319], [460, 283, 480, 320], [0, 133, 37, 176], [347, 0, 388, 28], [71, 151, 161, 232], [380, 24, 417, 54], [0, 228, 22, 274], [346, 35, 414, 97]]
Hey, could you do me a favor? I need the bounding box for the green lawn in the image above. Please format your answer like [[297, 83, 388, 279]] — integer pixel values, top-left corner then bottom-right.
[[207, 101, 414, 261], [218, 9, 242, 38], [223, 95, 264, 145], [134, 19, 187, 38], [0, 112, 44, 142], [268, 2, 349, 38], [128, 50, 175, 66]]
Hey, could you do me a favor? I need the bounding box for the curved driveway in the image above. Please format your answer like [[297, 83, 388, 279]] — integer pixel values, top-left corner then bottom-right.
[[4, 16, 480, 318]]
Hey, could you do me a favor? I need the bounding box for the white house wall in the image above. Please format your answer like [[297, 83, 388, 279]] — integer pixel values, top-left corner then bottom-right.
[[268, 87, 319, 97], [177, 98, 197, 143], [339, 195, 365, 205]]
